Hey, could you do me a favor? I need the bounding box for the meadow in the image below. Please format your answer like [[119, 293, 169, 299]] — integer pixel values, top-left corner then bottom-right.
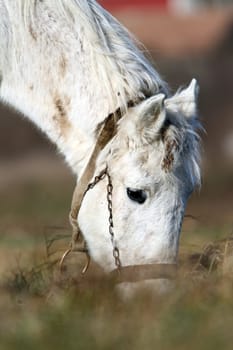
[[0, 165, 232, 350]]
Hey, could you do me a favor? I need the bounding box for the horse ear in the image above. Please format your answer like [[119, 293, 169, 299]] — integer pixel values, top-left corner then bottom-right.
[[121, 94, 167, 147], [138, 94, 181, 172], [138, 93, 166, 133], [161, 80, 200, 172], [165, 78, 199, 118]]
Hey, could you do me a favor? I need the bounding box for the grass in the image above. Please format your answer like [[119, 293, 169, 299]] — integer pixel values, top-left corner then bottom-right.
[[1, 261, 233, 350], [1, 231, 233, 350], [0, 176, 232, 350]]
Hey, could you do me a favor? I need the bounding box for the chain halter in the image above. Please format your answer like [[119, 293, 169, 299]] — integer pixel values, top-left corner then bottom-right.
[[60, 167, 122, 274], [106, 170, 122, 269], [59, 101, 136, 274], [60, 104, 123, 274], [60, 100, 177, 282]]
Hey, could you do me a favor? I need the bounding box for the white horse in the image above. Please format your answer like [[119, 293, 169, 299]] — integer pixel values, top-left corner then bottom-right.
[[0, 0, 201, 290]]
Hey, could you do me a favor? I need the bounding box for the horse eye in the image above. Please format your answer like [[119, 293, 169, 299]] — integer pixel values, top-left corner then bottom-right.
[[126, 188, 147, 204]]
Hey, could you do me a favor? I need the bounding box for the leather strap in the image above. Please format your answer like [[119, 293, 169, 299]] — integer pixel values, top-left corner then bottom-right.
[[69, 108, 123, 248], [110, 263, 177, 283], [60, 103, 135, 273]]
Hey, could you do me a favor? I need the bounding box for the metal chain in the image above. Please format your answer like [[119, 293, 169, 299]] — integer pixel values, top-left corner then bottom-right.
[[61, 169, 108, 272], [69, 169, 108, 249], [106, 170, 122, 270], [84, 168, 107, 194], [83, 167, 122, 270], [61, 167, 122, 273]]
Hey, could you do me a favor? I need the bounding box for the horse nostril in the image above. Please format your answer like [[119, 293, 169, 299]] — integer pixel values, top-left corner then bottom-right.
[[126, 188, 147, 204]]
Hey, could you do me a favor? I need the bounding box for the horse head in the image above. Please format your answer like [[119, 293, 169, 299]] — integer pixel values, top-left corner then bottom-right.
[[78, 79, 201, 292]]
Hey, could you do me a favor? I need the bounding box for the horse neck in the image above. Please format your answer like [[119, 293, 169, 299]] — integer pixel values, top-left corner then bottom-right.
[[0, 4, 120, 177], [1, 67, 113, 177], [0, 0, 165, 176]]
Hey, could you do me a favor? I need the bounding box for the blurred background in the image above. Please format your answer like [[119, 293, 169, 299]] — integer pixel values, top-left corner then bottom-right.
[[0, 2, 232, 349], [0, 0, 232, 273]]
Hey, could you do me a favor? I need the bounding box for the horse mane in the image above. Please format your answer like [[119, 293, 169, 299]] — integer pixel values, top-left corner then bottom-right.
[[21, 0, 168, 112]]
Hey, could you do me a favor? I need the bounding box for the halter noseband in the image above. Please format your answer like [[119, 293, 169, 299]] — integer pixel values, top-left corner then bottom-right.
[[60, 101, 177, 283]]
